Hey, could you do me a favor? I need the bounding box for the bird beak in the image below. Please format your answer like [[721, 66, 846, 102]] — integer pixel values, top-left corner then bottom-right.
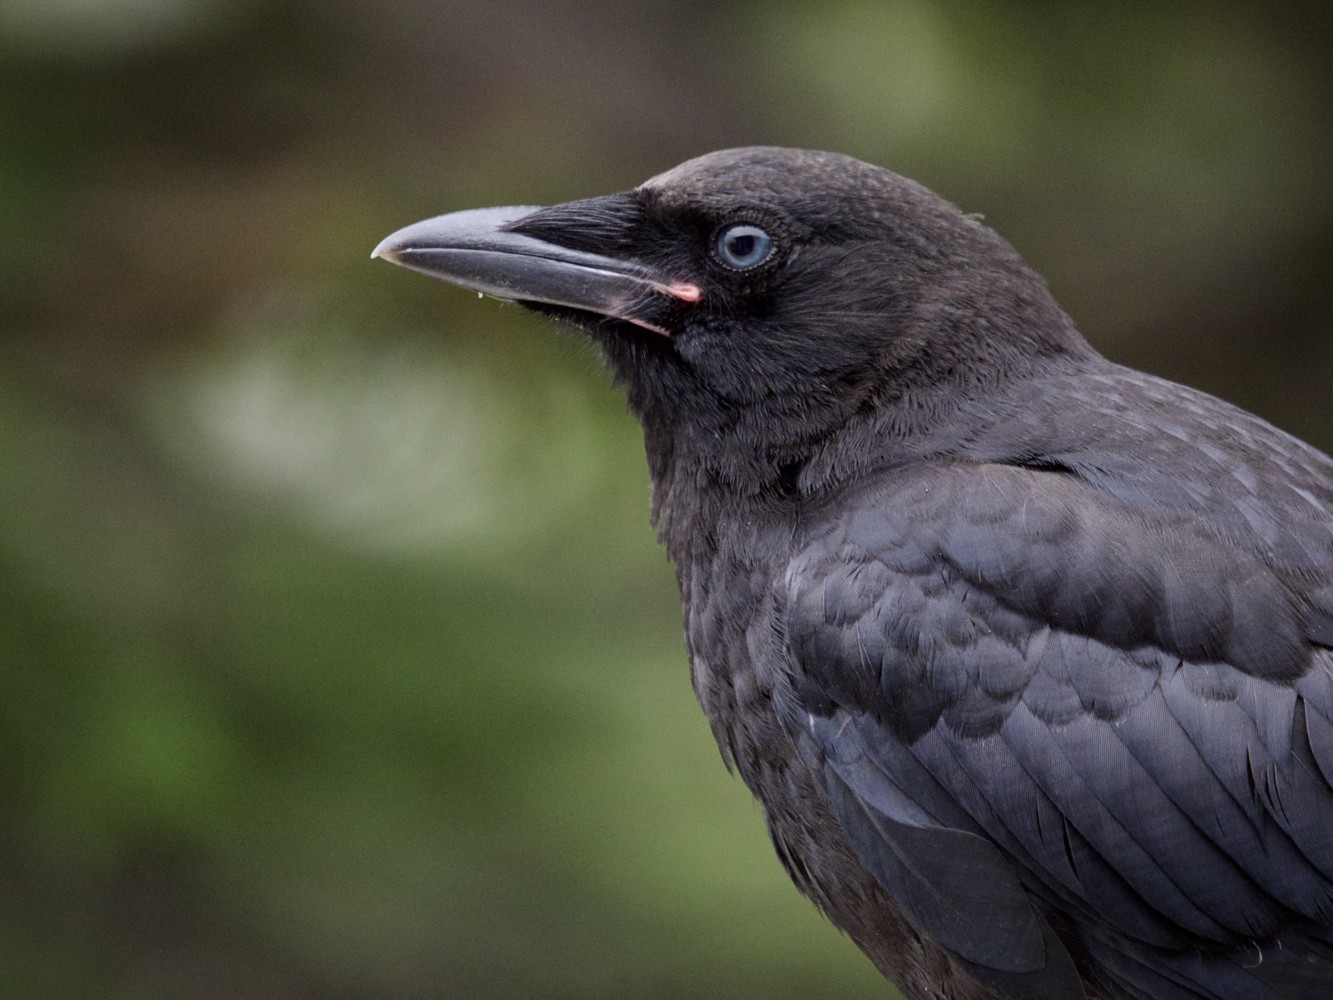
[[372, 201, 700, 336]]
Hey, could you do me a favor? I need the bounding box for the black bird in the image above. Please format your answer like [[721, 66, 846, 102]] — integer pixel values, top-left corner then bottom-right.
[[374, 147, 1333, 1000]]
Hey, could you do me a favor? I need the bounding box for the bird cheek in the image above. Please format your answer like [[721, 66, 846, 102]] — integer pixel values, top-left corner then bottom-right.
[[657, 281, 705, 334]]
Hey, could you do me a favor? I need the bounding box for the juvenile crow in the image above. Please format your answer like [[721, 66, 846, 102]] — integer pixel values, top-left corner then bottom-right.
[[374, 148, 1333, 1000]]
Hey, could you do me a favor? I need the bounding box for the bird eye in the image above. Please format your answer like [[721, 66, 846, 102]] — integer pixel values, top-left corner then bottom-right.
[[714, 223, 774, 270]]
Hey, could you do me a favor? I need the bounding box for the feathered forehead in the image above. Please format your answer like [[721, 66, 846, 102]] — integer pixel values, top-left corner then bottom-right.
[[640, 146, 978, 244], [642, 147, 890, 197]]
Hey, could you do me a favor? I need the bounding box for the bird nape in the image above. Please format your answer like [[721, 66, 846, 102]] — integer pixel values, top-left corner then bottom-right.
[[374, 147, 1333, 1000]]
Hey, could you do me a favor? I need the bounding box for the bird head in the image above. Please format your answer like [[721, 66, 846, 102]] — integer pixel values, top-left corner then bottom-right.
[[374, 148, 1088, 498]]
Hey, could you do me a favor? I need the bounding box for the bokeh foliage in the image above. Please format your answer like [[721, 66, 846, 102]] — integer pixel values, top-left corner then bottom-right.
[[2, 2, 1332, 997]]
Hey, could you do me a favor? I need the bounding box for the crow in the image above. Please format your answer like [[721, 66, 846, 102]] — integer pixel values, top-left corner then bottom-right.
[[374, 147, 1333, 1000]]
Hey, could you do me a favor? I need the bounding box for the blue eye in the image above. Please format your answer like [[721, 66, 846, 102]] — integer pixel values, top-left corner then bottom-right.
[[715, 223, 774, 270]]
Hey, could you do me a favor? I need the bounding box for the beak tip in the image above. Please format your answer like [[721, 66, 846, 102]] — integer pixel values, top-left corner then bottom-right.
[[370, 234, 403, 262]]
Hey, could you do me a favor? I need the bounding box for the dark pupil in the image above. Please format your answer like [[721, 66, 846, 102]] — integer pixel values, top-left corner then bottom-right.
[[729, 234, 756, 257]]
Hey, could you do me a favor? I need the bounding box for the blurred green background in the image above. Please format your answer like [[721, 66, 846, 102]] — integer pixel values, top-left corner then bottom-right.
[[3, 2, 1333, 997]]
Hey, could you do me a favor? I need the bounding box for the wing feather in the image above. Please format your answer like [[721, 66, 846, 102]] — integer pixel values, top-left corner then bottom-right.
[[785, 457, 1333, 997]]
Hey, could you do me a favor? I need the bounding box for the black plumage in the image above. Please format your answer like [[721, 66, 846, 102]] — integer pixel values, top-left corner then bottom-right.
[[374, 147, 1333, 1000]]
